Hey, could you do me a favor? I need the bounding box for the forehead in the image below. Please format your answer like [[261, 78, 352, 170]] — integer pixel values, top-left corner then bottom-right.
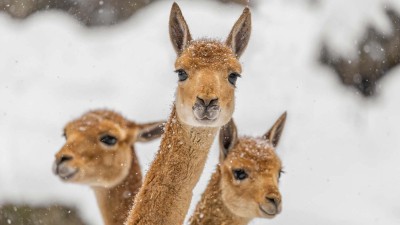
[[64, 111, 127, 135], [226, 137, 281, 170], [176, 39, 241, 72]]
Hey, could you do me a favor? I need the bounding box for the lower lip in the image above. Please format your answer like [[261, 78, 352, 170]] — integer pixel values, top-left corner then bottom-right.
[[60, 170, 78, 180], [196, 117, 217, 123], [259, 205, 276, 217]]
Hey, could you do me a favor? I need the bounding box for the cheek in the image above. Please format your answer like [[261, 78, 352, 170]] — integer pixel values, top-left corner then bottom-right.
[[221, 87, 235, 105], [221, 181, 259, 216], [217, 82, 235, 112], [96, 150, 132, 185], [81, 153, 104, 172], [117, 149, 131, 165], [110, 149, 132, 173], [103, 153, 115, 166], [222, 101, 235, 116], [101, 150, 124, 168], [216, 103, 235, 126], [221, 177, 247, 202], [81, 151, 112, 172], [108, 150, 132, 183], [177, 83, 197, 106]]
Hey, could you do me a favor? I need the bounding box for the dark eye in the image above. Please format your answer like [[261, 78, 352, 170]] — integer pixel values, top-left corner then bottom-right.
[[228, 72, 241, 86], [175, 69, 188, 82], [100, 135, 117, 146], [233, 169, 248, 181], [62, 130, 67, 139]]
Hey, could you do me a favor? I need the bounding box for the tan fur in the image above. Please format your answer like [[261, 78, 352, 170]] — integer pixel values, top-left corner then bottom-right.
[[93, 152, 143, 225], [53, 110, 164, 225], [189, 167, 250, 225], [125, 3, 251, 225], [125, 107, 218, 224], [190, 113, 287, 225], [175, 40, 241, 128]]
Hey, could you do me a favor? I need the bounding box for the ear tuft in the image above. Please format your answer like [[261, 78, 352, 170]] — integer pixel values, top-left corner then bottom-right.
[[169, 2, 192, 55], [263, 112, 287, 147], [226, 7, 251, 58]]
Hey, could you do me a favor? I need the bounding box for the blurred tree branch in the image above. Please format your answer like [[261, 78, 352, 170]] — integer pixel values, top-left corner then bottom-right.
[[0, 0, 156, 26], [320, 9, 400, 97], [0, 203, 87, 225], [0, 0, 251, 26]]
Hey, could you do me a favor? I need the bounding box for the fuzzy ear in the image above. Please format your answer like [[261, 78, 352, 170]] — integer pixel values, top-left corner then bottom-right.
[[226, 7, 251, 58], [219, 119, 238, 161], [169, 2, 192, 55], [135, 121, 166, 142], [263, 112, 287, 147]]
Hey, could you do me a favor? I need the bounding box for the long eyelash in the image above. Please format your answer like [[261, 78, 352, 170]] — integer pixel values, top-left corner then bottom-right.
[[279, 168, 285, 179]]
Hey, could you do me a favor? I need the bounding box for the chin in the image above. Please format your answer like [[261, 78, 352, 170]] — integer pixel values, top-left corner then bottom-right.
[[259, 212, 277, 219], [95, 181, 120, 189], [258, 205, 280, 219], [59, 174, 80, 183]]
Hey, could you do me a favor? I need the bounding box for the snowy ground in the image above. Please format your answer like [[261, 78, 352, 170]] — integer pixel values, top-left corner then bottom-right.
[[1, 0, 400, 224]]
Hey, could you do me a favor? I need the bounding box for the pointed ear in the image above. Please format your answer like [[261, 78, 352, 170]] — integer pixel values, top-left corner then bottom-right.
[[226, 7, 251, 58], [263, 112, 287, 147], [219, 119, 238, 161], [135, 121, 166, 142], [169, 2, 192, 55]]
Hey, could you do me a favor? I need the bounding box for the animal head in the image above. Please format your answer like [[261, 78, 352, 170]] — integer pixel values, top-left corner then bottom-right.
[[169, 3, 251, 127], [218, 112, 287, 219], [53, 110, 165, 188]]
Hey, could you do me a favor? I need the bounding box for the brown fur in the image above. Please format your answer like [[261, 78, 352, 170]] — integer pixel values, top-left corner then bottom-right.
[[175, 40, 241, 128], [93, 150, 143, 225], [125, 107, 218, 224], [189, 167, 250, 225], [190, 113, 287, 225], [125, 3, 251, 225], [53, 110, 164, 225]]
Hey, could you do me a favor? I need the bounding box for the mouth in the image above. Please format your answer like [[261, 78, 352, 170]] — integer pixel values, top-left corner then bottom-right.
[[59, 169, 78, 180], [195, 117, 217, 124], [53, 162, 79, 181], [259, 205, 277, 217], [193, 108, 220, 121]]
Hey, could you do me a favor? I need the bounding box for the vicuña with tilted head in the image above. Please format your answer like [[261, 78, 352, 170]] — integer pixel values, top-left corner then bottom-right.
[[53, 110, 165, 225], [190, 112, 287, 225], [125, 3, 251, 225]]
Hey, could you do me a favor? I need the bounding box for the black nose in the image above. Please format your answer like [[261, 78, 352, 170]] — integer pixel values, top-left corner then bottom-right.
[[196, 96, 218, 108], [58, 155, 73, 164]]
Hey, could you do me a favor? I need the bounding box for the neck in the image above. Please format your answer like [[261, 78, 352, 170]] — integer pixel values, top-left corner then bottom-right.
[[190, 166, 250, 225], [126, 106, 218, 225], [93, 146, 142, 225]]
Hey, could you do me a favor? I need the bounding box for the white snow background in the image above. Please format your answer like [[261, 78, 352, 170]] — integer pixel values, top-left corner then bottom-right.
[[1, 0, 400, 224]]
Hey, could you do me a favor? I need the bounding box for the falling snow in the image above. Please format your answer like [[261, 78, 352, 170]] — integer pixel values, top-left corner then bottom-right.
[[0, 1, 400, 225]]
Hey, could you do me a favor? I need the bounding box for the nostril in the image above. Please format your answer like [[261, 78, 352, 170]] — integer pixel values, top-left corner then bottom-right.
[[203, 98, 218, 107], [209, 98, 219, 106], [197, 97, 218, 107], [266, 197, 277, 207], [196, 97, 205, 106], [59, 155, 73, 164]]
